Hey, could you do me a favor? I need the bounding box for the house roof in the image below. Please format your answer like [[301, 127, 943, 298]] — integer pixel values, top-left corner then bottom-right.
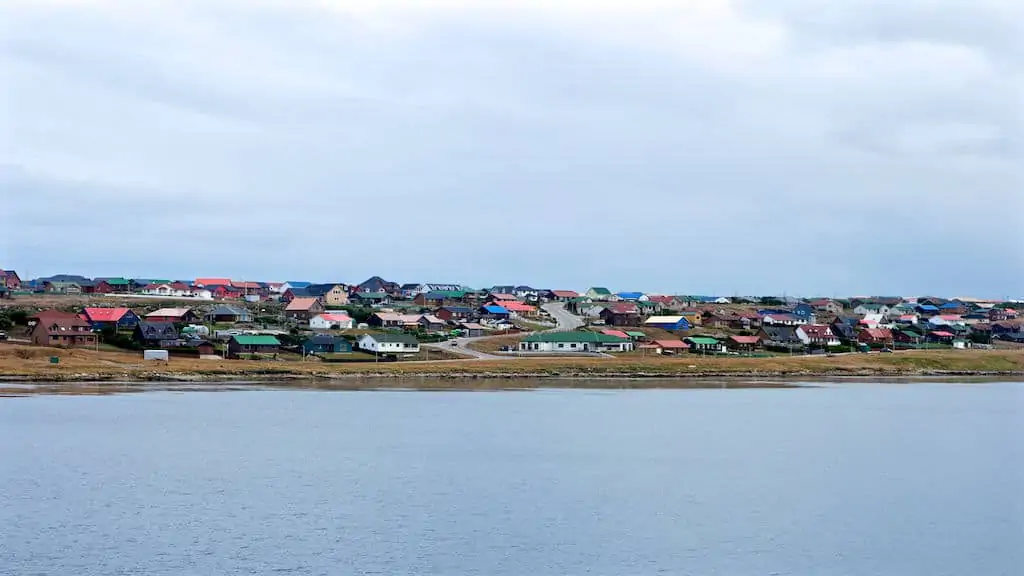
[[285, 281, 311, 288], [520, 331, 627, 343], [306, 334, 346, 345], [587, 287, 612, 295], [550, 290, 579, 298], [145, 308, 191, 318], [728, 335, 761, 344], [916, 304, 940, 311], [625, 331, 647, 338], [83, 307, 132, 322], [424, 290, 467, 299], [931, 330, 955, 337], [482, 305, 509, 314], [352, 291, 388, 300], [685, 337, 719, 345], [861, 328, 893, 339], [231, 281, 262, 290], [652, 339, 689, 349], [362, 333, 419, 345], [501, 302, 536, 312], [488, 293, 518, 301], [616, 292, 644, 299], [285, 297, 321, 311], [420, 314, 444, 324], [231, 335, 280, 345], [646, 295, 676, 305], [800, 324, 833, 338], [317, 313, 351, 322], [605, 303, 639, 315], [441, 306, 474, 314], [644, 315, 687, 324], [195, 278, 231, 287], [600, 329, 631, 339], [761, 325, 802, 342], [459, 322, 486, 330]]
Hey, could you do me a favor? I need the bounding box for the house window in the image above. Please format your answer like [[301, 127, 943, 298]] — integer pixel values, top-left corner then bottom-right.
[[570, 343, 577, 348], [558, 343, 564, 349]]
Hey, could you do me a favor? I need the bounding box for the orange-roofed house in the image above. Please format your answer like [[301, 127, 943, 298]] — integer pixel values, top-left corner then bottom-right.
[[309, 313, 353, 330], [285, 297, 324, 320], [726, 335, 762, 352], [501, 301, 538, 317], [651, 339, 690, 354], [194, 278, 232, 288], [858, 328, 894, 347], [82, 307, 140, 330]]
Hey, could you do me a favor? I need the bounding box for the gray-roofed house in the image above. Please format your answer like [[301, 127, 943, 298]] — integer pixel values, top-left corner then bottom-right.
[[758, 326, 808, 350], [134, 321, 180, 348], [302, 334, 353, 355], [204, 305, 253, 324]]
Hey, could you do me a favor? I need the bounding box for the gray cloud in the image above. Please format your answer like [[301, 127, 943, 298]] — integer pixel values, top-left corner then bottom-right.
[[1, 0, 1021, 297]]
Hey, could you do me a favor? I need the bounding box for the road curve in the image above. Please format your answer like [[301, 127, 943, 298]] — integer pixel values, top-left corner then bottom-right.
[[423, 302, 585, 360]]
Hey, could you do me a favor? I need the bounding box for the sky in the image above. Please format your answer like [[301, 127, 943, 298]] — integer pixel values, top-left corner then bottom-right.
[[1, 0, 1022, 298]]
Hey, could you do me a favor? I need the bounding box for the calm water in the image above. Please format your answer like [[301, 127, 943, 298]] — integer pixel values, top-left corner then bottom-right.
[[1, 382, 1021, 575]]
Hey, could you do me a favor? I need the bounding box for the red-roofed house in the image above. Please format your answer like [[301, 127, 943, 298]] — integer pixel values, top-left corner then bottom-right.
[[927, 330, 956, 343], [82, 307, 140, 329], [726, 335, 762, 352], [195, 278, 231, 288], [1, 269, 21, 290], [30, 315, 97, 348], [651, 339, 689, 354], [501, 301, 538, 316], [548, 290, 579, 301], [858, 328, 894, 347], [145, 308, 197, 324], [601, 329, 631, 339], [309, 313, 353, 330]]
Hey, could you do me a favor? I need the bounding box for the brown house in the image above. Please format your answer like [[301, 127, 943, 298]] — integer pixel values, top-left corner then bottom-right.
[[858, 328, 894, 347], [1, 269, 22, 290], [31, 316, 97, 348], [285, 297, 325, 320], [600, 303, 641, 326]]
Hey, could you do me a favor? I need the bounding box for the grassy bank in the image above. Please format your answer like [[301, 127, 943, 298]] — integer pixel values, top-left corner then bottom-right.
[[1, 343, 1023, 383]]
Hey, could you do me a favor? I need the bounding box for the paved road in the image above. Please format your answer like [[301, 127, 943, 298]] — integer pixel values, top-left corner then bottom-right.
[[541, 302, 584, 331], [423, 302, 585, 360]]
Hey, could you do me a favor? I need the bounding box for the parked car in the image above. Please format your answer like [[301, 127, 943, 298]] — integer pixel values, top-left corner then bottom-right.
[[0, 331, 7, 341]]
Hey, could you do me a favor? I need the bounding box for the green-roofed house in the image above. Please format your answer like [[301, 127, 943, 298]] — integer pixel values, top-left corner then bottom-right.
[[414, 290, 468, 306], [227, 334, 281, 359], [683, 336, 725, 354], [518, 331, 634, 353], [585, 287, 613, 301], [625, 331, 648, 341]]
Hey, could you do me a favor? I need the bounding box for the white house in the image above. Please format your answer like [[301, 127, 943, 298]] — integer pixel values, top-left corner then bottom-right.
[[854, 304, 891, 316], [928, 315, 966, 329], [142, 283, 194, 298], [310, 313, 354, 330], [357, 333, 420, 354], [761, 313, 807, 326]]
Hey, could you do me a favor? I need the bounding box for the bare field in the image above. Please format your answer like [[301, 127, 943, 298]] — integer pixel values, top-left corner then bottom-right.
[[1, 343, 1021, 383]]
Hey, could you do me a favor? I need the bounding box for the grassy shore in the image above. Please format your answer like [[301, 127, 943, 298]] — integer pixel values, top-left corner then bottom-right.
[[1, 343, 1022, 383]]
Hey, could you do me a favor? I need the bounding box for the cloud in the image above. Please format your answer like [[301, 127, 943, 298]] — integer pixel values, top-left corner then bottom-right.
[[1, 0, 1021, 296]]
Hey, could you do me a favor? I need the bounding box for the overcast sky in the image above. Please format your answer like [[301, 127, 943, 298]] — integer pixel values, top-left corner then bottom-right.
[[2, 0, 1022, 297]]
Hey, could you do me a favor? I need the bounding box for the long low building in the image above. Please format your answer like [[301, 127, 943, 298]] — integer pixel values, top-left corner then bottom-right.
[[518, 331, 633, 353]]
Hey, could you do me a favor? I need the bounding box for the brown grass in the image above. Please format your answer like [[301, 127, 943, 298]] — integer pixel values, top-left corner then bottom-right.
[[466, 335, 522, 353], [1, 342, 1022, 382]]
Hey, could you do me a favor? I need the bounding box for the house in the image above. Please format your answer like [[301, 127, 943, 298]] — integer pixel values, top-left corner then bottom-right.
[[349, 291, 391, 306], [600, 303, 641, 326], [858, 328, 894, 347], [486, 293, 519, 303], [194, 278, 233, 289], [616, 292, 647, 301], [134, 321, 180, 347], [726, 335, 762, 352], [418, 315, 446, 332], [928, 315, 965, 329], [939, 302, 965, 314], [545, 290, 579, 301], [761, 313, 807, 326], [44, 280, 82, 294], [285, 297, 324, 320], [798, 324, 840, 347], [30, 316, 97, 347], [227, 334, 281, 358], [600, 329, 631, 339], [459, 322, 487, 337], [415, 290, 467, 306], [518, 331, 633, 353], [489, 285, 516, 295], [357, 333, 420, 355], [356, 276, 399, 295], [369, 312, 421, 329], [145, 308, 197, 324], [759, 326, 807, 349], [142, 282, 194, 297], [230, 281, 263, 296], [854, 303, 891, 317], [280, 281, 311, 293], [808, 298, 843, 316], [302, 334, 352, 355], [894, 329, 923, 345], [480, 305, 510, 320], [830, 321, 858, 343], [500, 301, 538, 317], [585, 287, 613, 300], [915, 304, 941, 316], [701, 311, 734, 329], [990, 320, 1024, 336], [650, 339, 689, 354], [305, 283, 350, 307], [678, 310, 703, 327], [436, 306, 474, 322], [792, 303, 817, 322], [82, 307, 140, 330], [309, 313, 354, 330], [683, 337, 725, 354], [927, 330, 957, 344], [1, 269, 22, 290], [94, 277, 132, 293], [643, 315, 692, 331], [204, 305, 253, 324]]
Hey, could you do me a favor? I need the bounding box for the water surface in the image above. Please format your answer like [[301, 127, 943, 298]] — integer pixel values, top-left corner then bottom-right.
[[1, 382, 1021, 575]]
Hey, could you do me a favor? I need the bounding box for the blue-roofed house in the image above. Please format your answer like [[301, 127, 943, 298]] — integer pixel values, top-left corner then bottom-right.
[[480, 305, 510, 319], [643, 315, 692, 331], [916, 304, 940, 316]]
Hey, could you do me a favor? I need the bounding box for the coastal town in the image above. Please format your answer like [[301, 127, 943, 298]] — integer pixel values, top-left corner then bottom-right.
[[1, 269, 1022, 368]]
